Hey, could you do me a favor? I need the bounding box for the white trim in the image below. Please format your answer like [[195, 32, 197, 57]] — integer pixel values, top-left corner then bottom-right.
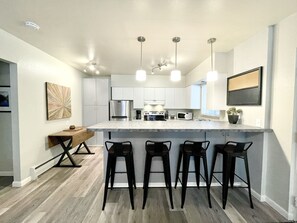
[[0, 171, 13, 176], [12, 176, 31, 187], [264, 195, 290, 220]]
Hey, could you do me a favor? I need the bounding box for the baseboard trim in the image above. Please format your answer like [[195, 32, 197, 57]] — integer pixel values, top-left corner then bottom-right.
[[0, 171, 13, 176], [12, 176, 31, 187], [263, 195, 289, 219]]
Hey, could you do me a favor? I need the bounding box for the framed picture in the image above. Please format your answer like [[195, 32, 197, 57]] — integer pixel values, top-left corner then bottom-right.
[[46, 82, 71, 120], [0, 87, 11, 111], [227, 67, 263, 105]]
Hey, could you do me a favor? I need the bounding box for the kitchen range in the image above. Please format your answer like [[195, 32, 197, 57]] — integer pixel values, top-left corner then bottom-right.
[[143, 111, 166, 121]]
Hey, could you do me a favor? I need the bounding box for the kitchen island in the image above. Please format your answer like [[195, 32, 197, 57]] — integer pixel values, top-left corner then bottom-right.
[[88, 120, 268, 196]]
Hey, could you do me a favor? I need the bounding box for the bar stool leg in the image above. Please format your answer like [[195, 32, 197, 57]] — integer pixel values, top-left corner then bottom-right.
[[102, 155, 112, 210], [210, 149, 218, 185], [181, 153, 190, 208], [162, 156, 169, 188], [163, 153, 174, 209], [244, 155, 254, 208], [131, 152, 137, 189], [194, 156, 201, 189], [229, 157, 236, 188], [110, 156, 117, 190], [174, 148, 183, 188], [223, 155, 232, 209], [142, 154, 152, 209], [202, 154, 212, 208], [125, 155, 134, 210]]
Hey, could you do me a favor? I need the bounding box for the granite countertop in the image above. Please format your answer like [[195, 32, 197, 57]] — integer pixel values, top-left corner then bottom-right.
[[87, 120, 269, 132]]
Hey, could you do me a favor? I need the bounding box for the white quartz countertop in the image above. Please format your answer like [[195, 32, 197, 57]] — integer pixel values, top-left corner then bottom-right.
[[88, 120, 268, 132]]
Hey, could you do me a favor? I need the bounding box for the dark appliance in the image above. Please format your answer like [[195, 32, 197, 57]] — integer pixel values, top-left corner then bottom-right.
[[136, 110, 141, 120]]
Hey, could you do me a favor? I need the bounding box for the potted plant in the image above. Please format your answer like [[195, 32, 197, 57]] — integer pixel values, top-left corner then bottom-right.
[[226, 107, 242, 124]]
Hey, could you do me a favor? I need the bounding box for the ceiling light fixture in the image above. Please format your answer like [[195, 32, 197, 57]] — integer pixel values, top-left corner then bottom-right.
[[171, 37, 181, 82], [25, 21, 40, 30], [207, 38, 218, 81], [136, 36, 146, 81], [151, 61, 167, 74], [83, 61, 100, 75]]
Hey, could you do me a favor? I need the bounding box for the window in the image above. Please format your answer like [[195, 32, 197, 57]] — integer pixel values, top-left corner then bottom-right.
[[200, 84, 220, 117]]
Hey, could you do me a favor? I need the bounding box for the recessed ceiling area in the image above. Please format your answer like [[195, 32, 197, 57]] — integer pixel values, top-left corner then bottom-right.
[[0, 0, 297, 76]]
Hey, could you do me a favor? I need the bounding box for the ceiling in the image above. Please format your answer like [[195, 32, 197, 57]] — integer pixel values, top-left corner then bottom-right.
[[0, 0, 297, 77]]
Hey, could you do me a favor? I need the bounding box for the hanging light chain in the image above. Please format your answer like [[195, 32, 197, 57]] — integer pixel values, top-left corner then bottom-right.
[[208, 38, 216, 72], [137, 36, 145, 69], [172, 37, 181, 69]]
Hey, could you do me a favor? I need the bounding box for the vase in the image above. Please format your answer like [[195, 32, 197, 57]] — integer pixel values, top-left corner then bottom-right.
[[228, 115, 239, 124]]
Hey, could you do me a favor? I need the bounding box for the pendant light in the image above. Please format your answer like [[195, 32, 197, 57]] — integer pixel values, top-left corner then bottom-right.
[[207, 38, 218, 81], [136, 36, 146, 81], [171, 37, 181, 82]]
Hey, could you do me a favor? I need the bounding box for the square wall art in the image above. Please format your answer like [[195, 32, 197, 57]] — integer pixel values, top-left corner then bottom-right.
[[46, 82, 71, 120]]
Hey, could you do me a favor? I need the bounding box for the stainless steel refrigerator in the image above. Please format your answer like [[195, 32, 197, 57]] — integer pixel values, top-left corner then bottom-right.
[[109, 100, 133, 121]]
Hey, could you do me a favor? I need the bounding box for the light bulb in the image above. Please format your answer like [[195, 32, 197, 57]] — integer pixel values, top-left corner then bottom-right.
[[170, 69, 181, 81], [136, 69, 146, 81]]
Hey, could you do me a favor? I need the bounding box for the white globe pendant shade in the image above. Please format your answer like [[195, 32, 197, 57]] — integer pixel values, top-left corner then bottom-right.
[[136, 69, 146, 81], [170, 69, 181, 81], [207, 70, 218, 81]]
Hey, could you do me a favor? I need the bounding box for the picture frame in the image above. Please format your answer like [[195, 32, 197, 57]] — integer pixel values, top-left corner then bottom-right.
[[0, 87, 11, 112], [227, 67, 263, 105], [46, 82, 71, 120]]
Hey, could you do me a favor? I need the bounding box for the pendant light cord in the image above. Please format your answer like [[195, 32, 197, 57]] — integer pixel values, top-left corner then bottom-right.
[[140, 41, 143, 69], [210, 42, 213, 71], [175, 41, 177, 69]]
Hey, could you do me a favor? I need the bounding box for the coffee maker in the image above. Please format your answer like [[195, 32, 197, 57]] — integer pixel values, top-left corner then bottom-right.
[[136, 110, 141, 120]]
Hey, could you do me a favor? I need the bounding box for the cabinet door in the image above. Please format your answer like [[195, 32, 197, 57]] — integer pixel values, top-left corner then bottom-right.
[[96, 79, 109, 105], [165, 88, 175, 108], [174, 88, 186, 108], [83, 106, 97, 145], [122, 88, 134, 100], [155, 88, 165, 100], [112, 87, 122, 100], [83, 79, 96, 106], [133, 88, 144, 108], [144, 88, 155, 100]]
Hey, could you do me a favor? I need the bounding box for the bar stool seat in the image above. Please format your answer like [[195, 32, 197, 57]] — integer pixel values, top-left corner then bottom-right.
[[142, 140, 174, 209], [174, 140, 212, 208], [210, 141, 253, 209], [102, 141, 136, 210]]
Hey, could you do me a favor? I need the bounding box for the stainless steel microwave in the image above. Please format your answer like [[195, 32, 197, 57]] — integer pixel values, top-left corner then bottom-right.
[[177, 112, 193, 120]]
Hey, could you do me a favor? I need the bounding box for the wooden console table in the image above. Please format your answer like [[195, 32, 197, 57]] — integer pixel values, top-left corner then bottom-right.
[[48, 127, 94, 167]]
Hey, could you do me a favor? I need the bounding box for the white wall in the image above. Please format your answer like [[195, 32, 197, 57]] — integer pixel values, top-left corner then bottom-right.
[[233, 28, 270, 128], [268, 12, 297, 216], [0, 28, 83, 184]]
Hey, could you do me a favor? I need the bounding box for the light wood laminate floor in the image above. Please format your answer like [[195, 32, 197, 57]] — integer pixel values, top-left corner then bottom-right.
[[0, 147, 289, 223]]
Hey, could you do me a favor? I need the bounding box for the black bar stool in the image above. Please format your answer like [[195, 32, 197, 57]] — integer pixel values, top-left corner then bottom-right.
[[174, 140, 212, 208], [102, 141, 136, 210], [142, 140, 174, 209], [210, 141, 253, 209]]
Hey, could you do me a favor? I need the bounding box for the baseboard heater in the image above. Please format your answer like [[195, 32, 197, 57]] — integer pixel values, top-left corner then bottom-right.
[[30, 151, 69, 180]]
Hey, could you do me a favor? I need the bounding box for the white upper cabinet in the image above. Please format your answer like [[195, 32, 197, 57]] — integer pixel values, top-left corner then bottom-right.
[[165, 88, 175, 108], [112, 87, 134, 100], [133, 88, 144, 108], [144, 88, 165, 101], [96, 79, 109, 105], [185, 85, 200, 109], [174, 88, 186, 108], [206, 73, 226, 110]]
